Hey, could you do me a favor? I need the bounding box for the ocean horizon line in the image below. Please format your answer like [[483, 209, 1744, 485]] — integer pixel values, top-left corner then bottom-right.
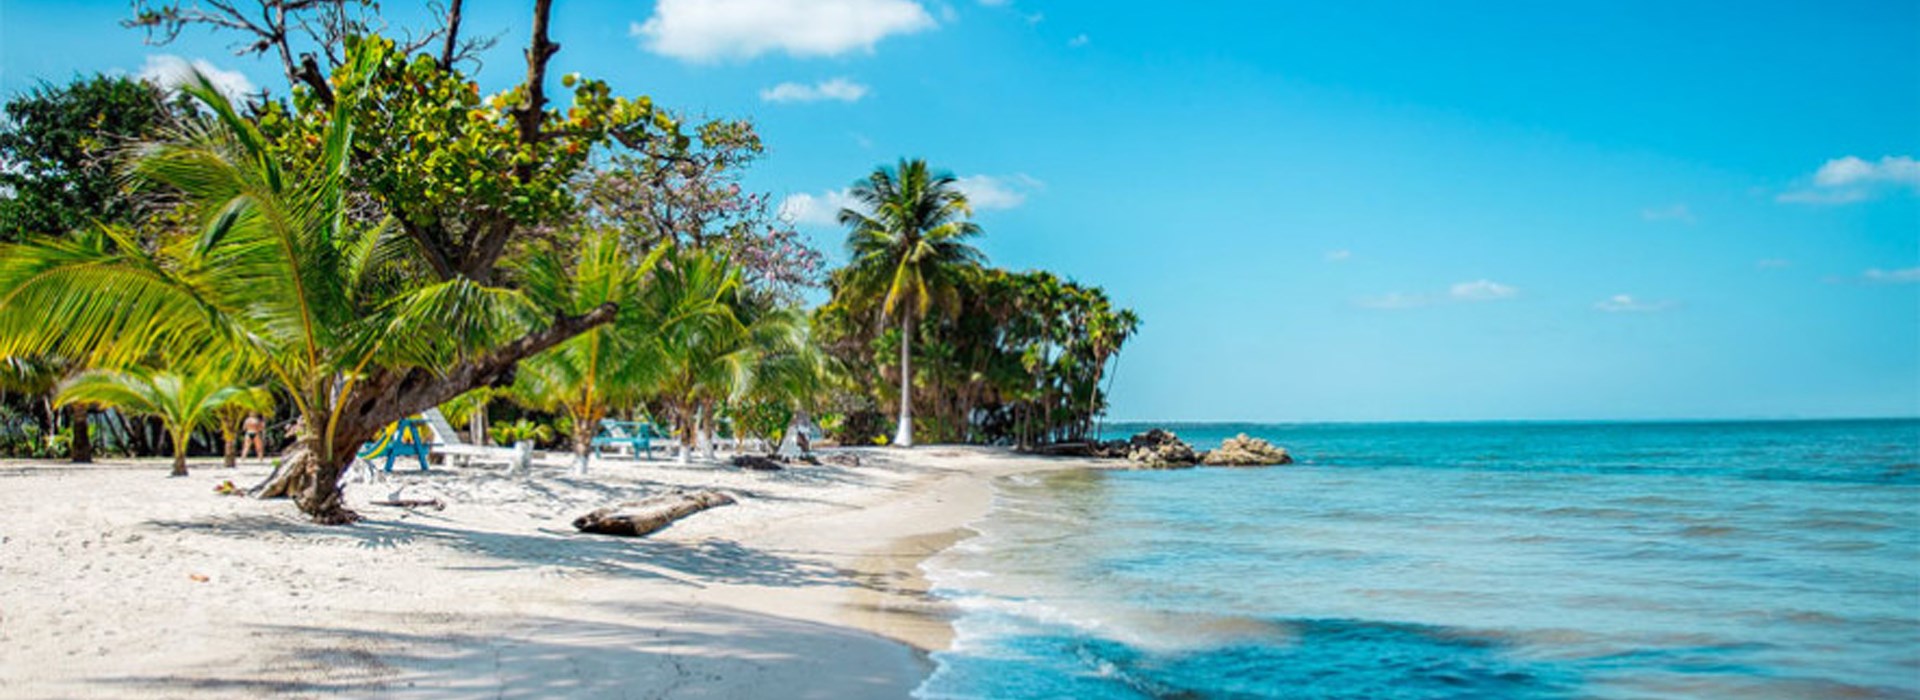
[[1100, 415, 1920, 428]]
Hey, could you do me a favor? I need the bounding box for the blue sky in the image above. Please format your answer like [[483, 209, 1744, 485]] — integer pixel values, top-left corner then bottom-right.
[[3, 0, 1916, 421]]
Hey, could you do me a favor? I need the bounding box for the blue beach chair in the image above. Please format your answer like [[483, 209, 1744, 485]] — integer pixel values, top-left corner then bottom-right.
[[357, 416, 432, 473], [591, 419, 663, 460]]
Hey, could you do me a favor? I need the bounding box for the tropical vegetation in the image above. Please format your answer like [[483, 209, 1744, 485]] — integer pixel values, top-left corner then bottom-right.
[[0, 0, 1140, 525], [53, 369, 256, 477]]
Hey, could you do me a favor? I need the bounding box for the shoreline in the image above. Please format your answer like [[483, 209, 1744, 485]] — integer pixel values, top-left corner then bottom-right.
[[0, 446, 1096, 698]]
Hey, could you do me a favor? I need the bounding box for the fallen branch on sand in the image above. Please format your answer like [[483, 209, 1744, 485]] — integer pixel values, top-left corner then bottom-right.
[[370, 498, 446, 511], [573, 490, 736, 537]]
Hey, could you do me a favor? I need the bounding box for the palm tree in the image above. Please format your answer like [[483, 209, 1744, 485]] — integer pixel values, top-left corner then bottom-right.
[[54, 369, 247, 476], [0, 69, 595, 523], [508, 227, 665, 473], [838, 159, 984, 447], [638, 247, 805, 462]]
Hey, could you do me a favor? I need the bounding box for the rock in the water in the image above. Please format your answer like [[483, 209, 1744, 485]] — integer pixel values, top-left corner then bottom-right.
[[1200, 434, 1293, 467], [1125, 429, 1200, 468]]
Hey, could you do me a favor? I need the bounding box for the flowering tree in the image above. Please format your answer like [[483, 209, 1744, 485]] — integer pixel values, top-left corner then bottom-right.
[[578, 119, 825, 300]]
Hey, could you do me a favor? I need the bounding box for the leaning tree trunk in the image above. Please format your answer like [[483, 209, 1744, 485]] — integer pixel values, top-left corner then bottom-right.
[[894, 314, 914, 447], [253, 304, 618, 524], [69, 404, 92, 464]]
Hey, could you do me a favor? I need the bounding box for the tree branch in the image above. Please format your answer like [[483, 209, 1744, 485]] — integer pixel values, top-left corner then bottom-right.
[[346, 302, 618, 434], [512, 0, 559, 144], [439, 0, 466, 70], [395, 217, 457, 280]]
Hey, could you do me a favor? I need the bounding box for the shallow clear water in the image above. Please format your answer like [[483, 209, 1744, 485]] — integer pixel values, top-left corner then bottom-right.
[[916, 420, 1920, 699]]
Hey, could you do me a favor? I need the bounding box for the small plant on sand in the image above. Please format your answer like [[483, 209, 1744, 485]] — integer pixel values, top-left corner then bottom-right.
[[489, 418, 554, 447]]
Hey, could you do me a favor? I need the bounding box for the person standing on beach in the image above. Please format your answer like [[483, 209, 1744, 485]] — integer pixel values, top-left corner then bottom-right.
[[240, 414, 266, 461]]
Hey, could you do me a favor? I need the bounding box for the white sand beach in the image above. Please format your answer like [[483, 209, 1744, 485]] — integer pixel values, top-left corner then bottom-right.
[[0, 447, 1092, 699]]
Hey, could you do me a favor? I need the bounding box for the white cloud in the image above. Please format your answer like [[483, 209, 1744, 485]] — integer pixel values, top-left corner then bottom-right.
[[1449, 279, 1519, 302], [760, 78, 870, 103], [1068, 33, 1090, 47], [1594, 294, 1676, 313], [1862, 267, 1920, 284], [138, 54, 255, 102], [1325, 249, 1352, 262], [634, 0, 936, 62], [1356, 279, 1518, 310], [955, 174, 1042, 210], [1779, 155, 1920, 205], [1814, 156, 1920, 188], [1776, 188, 1869, 205], [1640, 203, 1695, 223], [778, 189, 858, 226]]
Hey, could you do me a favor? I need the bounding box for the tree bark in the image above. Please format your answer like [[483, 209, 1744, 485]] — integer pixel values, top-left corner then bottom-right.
[[69, 404, 92, 463], [570, 408, 593, 475], [894, 314, 914, 447], [169, 443, 188, 477], [572, 490, 735, 537], [222, 429, 238, 468]]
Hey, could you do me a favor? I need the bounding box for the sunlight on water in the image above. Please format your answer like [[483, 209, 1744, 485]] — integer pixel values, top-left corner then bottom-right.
[[917, 420, 1920, 699]]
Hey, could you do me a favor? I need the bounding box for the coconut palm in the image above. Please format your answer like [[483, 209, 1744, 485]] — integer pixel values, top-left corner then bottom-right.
[[638, 247, 806, 462], [0, 68, 592, 522], [838, 159, 984, 447], [54, 369, 248, 476], [507, 227, 667, 473]]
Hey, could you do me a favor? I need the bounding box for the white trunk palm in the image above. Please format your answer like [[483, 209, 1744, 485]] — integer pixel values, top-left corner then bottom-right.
[[838, 159, 985, 449], [895, 313, 914, 446]]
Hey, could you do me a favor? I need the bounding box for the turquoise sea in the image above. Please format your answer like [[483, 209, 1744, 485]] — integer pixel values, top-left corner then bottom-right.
[[914, 420, 1920, 699]]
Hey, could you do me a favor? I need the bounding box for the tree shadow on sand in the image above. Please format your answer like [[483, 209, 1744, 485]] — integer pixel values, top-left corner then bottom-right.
[[92, 602, 922, 699], [145, 514, 859, 590]]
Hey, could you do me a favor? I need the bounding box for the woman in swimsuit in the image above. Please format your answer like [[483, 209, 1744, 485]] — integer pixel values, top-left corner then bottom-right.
[[241, 414, 266, 461]]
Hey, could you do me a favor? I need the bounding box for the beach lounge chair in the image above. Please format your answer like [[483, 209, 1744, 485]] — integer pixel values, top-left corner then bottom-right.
[[591, 419, 664, 460], [423, 407, 533, 471]]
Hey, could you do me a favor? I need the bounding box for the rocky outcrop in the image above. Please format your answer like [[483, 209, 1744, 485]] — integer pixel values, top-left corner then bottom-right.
[[1029, 429, 1293, 470], [1125, 429, 1200, 468], [1199, 434, 1293, 466]]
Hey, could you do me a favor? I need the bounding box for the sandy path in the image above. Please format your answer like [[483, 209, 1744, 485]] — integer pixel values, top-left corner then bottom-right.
[[0, 447, 1086, 698]]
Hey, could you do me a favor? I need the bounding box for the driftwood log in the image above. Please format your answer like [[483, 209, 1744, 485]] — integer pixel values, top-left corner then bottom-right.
[[730, 455, 784, 471], [572, 490, 736, 537]]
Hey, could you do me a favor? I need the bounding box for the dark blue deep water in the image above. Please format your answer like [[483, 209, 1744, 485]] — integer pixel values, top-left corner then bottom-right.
[[915, 420, 1920, 699]]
